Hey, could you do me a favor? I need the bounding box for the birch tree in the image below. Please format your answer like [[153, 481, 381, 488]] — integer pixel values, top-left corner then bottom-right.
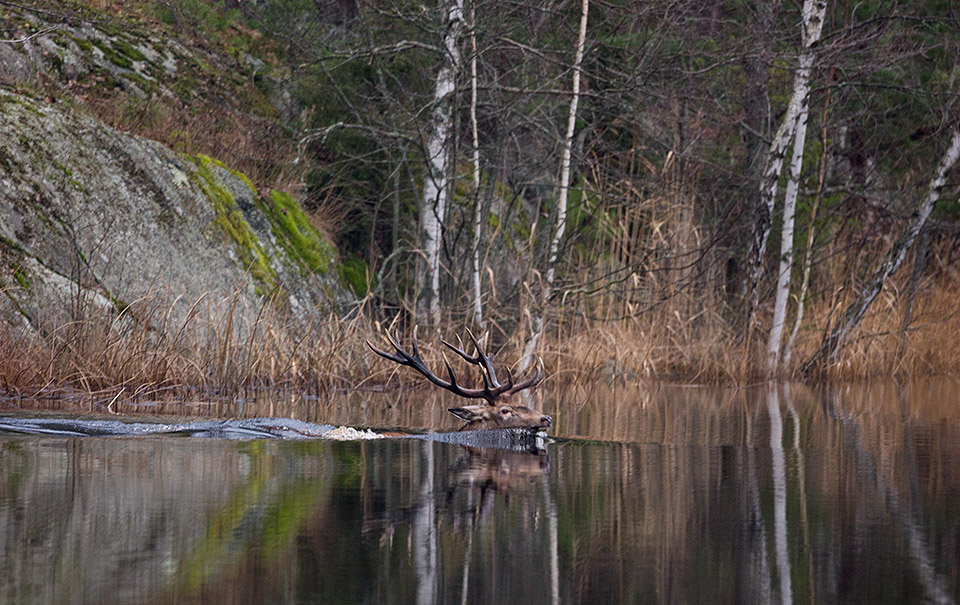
[[783, 77, 833, 369], [765, 107, 808, 371], [748, 0, 827, 332], [468, 1, 483, 330], [765, 3, 825, 370], [522, 0, 590, 368], [418, 0, 464, 327], [802, 128, 960, 373]]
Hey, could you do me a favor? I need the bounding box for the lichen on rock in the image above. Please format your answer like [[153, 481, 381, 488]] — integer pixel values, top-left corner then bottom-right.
[[0, 88, 352, 338]]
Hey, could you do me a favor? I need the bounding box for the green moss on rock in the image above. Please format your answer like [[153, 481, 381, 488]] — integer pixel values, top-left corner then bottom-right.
[[188, 154, 277, 292], [0, 236, 27, 254], [260, 190, 335, 276], [2, 95, 43, 116], [338, 256, 369, 297], [114, 39, 147, 63], [70, 36, 94, 53], [90, 38, 132, 69], [12, 265, 30, 290]]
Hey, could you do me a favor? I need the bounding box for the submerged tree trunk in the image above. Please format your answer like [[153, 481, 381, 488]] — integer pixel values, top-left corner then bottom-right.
[[522, 0, 589, 368], [802, 128, 960, 373], [417, 0, 464, 327], [747, 0, 827, 331]]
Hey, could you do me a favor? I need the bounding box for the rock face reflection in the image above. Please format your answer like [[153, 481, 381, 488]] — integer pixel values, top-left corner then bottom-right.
[[1, 381, 960, 603]]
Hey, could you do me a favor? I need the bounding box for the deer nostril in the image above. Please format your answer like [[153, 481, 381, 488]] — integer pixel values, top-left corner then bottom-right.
[[541, 415, 552, 427]]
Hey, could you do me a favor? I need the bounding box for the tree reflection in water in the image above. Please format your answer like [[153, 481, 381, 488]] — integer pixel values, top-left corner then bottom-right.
[[1, 380, 960, 603]]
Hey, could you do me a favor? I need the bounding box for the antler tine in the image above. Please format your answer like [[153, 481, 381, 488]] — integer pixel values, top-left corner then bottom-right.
[[366, 336, 405, 365], [386, 330, 405, 353], [440, 352, 461, 389], [440, 333, 476, 364], [508, 356, 544, 394], [465, 328, 502, 388], [440, 331, 500, 391], [410, 325, 420, 358], [466, 329, 483, 356], [367, 324, 502, 402], [503, 366, 515, 389]]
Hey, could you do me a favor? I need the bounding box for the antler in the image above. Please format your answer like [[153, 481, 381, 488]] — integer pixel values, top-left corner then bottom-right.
[[366, 326, 543, 404]]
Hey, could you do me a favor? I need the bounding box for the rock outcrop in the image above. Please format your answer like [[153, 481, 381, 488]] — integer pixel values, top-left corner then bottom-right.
[[0, 89, 351, 334]]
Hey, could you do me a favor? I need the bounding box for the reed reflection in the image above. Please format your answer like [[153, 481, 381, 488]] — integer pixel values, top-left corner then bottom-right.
[[0, 380, 959, 603]]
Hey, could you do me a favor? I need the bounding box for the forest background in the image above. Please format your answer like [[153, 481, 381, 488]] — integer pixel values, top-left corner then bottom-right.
[[3, 0, 960, 394]]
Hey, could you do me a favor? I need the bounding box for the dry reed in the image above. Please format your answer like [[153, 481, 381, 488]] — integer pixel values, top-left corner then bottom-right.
[[0, 272, 957, 408], [0, 289, 374, 406]]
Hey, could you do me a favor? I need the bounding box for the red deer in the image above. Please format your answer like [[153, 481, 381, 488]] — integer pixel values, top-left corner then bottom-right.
[[366, 327, 551, 431]]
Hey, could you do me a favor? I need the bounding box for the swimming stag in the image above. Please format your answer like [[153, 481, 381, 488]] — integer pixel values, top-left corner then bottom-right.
[[366, 327, 551, 431]]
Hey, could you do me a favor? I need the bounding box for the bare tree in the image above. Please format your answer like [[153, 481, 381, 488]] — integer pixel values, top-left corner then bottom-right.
[[418, 0, 465, 326], [468, 0, 484, 330], [766, 0, 827, 371], [783, 75, 834, 369], [802, 128, 960, 373], [749, 0, 827, 338], [522, 0, 590, 368]]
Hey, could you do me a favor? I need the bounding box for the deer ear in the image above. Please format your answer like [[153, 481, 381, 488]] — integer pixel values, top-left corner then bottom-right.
[[448, 406, 483, 421]]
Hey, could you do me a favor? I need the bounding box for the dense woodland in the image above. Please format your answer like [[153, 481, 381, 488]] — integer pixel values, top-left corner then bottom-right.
[[5, 0, 960, 386], [232, 0, 960, 378]]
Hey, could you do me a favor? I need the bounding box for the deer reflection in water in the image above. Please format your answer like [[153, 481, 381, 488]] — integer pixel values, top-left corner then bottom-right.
[[366, 325, 556, 602], [446, 444, 554, 604], [446, 446, 550, 517], [361, 442, 550, 538], [360, 438, 555, 604]]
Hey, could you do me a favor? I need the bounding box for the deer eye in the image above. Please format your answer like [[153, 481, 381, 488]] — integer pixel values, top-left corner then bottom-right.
[[499, 407, 512, 416]]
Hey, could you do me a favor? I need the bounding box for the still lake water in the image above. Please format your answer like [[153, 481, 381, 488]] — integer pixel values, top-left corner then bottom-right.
[[1, 380, 959, 604]]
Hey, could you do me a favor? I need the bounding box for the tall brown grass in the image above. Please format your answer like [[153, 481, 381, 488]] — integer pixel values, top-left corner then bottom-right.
[[0, 288, 374, 407], [808, 276, 960, 379], [0, 270, 956, 411], [521, 270, 960, 384]]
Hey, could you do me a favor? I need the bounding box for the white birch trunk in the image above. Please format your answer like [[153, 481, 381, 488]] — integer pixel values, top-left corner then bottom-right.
[[469, 2, 484, 330], [522, 0, 589, 368], [766, 77, 811, 370], [803, 128, 960, 371], [418, 0, 464, 326], [783, 82, 833, 368], [781, 160, 818, 370], [748, 0, 827, 323]]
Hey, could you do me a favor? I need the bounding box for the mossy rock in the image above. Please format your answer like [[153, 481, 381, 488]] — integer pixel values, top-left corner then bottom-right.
[[338, 256, 370, 297], [188, 153, 278, 292], [113, 39, 147, 63], [259, 189, 335, 276], [12, 264, 30, 290]]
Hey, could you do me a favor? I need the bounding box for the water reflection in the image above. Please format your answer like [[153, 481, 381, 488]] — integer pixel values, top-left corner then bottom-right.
[[0, 381, 958, 603]]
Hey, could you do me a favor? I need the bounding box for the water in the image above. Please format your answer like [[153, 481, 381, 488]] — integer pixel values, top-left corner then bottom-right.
[[1, 380, 959, 604]]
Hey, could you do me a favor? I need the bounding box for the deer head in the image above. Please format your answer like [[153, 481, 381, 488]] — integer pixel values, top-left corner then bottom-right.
[[366, 327, 551, 431]]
